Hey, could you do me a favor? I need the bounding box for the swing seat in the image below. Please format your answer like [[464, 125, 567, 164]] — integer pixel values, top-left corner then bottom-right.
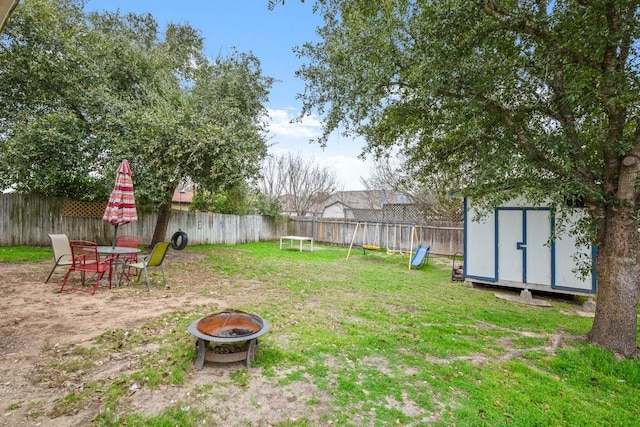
[[362, 244, 380, 254]]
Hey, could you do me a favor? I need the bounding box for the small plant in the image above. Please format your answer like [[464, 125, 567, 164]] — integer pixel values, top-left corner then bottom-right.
[[6, 402, 21, 411], [230, 369, 250, 387], [49, 390, 93, 417]]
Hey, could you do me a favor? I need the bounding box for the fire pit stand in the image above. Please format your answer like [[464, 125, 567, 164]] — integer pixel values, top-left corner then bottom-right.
[[187, 311, 270, 369]]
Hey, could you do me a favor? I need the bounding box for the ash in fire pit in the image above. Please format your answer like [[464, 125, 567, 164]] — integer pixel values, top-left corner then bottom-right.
[[196, 309, 263, 338]]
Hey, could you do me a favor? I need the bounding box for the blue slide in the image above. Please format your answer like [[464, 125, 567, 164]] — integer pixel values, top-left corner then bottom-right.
[[411, 245, 430, 267]]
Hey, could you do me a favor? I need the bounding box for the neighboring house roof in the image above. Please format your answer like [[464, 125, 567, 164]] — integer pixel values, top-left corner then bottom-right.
[[319, 190, 414, 220], [0, 0, 18, 34], [172, 190, 194, 204], [323, 190, 412, 210], [278, 194, 295, 213], [279, 190, 414, 219]]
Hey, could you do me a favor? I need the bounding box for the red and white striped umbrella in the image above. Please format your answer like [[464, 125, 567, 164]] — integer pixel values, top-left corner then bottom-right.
[[103, 160, 138, 247]]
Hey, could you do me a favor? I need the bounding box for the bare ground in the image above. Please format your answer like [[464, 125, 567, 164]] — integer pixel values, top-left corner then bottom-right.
[[0, 251, 330, 427]]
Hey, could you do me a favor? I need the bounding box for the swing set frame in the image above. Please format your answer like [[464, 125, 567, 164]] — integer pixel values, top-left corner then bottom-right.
[[346, 221, 421, 270]]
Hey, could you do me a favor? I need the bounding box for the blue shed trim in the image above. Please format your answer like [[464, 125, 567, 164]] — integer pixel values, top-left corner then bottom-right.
[[464, 199, 597, 294]]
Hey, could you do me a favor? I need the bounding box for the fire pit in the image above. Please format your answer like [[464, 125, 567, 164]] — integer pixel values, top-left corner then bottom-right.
[[187, 309, 270, 369]]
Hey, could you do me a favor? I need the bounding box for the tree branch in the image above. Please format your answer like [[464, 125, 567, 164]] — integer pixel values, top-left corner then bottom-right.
[[483, 0, 602, 71]]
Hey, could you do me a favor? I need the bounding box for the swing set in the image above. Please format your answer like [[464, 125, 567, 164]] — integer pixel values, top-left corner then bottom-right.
[[346, 221, 424, 270]]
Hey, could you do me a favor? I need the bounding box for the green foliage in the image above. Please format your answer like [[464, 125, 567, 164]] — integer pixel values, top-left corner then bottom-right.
[[0, 0, 114, 199], [254, 191, 283, 217], [191, 182, 265, 215], [0, 0, 272, 211], [211, 181, 255, 215], [297, 1, 640, 210], [188, 190, 212, 212]]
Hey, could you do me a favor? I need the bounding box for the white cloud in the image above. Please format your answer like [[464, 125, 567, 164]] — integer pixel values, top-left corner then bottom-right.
[[267, 108, 370, 190], [267, 108, 322, 139]]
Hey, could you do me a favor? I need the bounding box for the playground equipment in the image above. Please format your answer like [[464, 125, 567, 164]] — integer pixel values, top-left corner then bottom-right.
[[410, 245, 430, 269], [345, 221, 380, 257], [361, 221, 381, 252], [347, 221, 423, 270], [385, 222, 417, 256]]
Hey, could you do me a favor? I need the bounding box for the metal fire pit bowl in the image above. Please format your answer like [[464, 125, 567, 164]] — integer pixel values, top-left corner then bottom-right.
[[187, 310, 270, 369]]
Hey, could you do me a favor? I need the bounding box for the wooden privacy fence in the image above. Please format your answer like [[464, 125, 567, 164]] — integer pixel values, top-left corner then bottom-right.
[[0, 194, 287, 247], [288, 218, 463, 256], [0, 194, 462, 254]]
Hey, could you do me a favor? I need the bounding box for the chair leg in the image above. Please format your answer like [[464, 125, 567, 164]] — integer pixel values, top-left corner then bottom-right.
[[45, 264, 58, 283], [91, 271, 106, 295], [161, 265, 168, 288], [60, 269, 73, 293], [143, 266, 151, 291]]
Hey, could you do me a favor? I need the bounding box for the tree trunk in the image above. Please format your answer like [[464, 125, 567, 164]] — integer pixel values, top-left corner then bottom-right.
[[587, 206, 640, 356], [151, 192, 173, 248]]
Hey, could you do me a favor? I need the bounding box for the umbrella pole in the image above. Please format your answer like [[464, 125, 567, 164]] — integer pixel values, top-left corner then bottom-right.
[[112, 225, 119, 248]]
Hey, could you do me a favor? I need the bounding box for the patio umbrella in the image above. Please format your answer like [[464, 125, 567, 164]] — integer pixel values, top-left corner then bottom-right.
[[103, 160, 138, 247]]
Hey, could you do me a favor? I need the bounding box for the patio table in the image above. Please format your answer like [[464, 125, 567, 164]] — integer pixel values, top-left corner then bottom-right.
[[279, 235, 313, 252], [87, 246, 141, 287]]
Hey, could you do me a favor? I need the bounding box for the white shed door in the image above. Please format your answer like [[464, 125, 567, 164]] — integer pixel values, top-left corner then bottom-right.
[[497, 210, 524, 282], [525, 210, 552, 286], [497, 209, 552, 285]]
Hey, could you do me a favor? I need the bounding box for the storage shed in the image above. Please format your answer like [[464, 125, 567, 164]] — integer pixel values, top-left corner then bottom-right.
[[464, 198, 596, 296]]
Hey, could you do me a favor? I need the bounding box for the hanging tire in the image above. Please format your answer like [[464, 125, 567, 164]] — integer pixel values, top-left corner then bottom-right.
[[170, 230, 188, 250]]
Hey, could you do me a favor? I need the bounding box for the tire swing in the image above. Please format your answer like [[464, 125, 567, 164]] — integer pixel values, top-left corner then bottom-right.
[[170, 230, 188, 250]]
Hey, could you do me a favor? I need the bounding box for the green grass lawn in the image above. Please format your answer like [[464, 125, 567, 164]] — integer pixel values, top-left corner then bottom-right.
[[0, 245, 51, 262], [4, 242, 640, 426]]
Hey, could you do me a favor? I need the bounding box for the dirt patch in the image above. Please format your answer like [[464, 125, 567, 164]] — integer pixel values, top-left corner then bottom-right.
[[0, 251, 330, 426]]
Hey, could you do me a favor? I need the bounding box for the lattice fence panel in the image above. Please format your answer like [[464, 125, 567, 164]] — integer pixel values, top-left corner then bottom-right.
[[383, 204, 421, 222], [62, 199, 107, 218], [350, 208, 384, 222], [418, 207, 463, 223]]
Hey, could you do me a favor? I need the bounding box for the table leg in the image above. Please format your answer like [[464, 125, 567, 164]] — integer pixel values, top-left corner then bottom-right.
[[117, 259, 128, 286]]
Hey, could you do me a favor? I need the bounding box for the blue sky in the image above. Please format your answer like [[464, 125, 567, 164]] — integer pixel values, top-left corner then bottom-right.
[[85, 0, 370, 190]]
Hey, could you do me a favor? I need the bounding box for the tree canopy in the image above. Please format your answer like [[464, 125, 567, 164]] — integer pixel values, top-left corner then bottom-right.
[[295, 0, 640, 355], [0, 0, 273, 243]]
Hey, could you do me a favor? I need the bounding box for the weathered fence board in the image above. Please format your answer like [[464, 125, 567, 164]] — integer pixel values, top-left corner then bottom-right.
[[0, 194, 461, 254], [0, 194, 286, 247], [288, 218, 463, 255]]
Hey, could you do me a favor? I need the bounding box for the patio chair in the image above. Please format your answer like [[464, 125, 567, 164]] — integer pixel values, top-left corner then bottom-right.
[[45, 234, 73, 283], [60, 240, 116, 295], [116, 234, 140, 251], [115, 234, 141, 279], [123, 242, 170, 291]]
